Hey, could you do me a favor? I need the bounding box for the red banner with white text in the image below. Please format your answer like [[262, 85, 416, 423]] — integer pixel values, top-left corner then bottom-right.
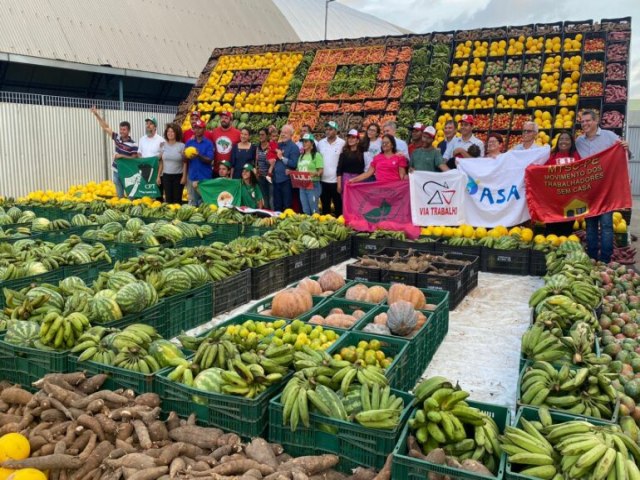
[[525, 143, 631, 223], [343, 180, 420, 239]]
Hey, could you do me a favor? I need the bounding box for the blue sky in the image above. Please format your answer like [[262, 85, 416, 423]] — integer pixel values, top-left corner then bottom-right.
[[340, 0, 638, 99]]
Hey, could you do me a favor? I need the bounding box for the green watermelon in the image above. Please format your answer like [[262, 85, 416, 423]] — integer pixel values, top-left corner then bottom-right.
[[94, 289, 117, 300], [5, 321, 40, 347], [192, 368, 224, 404], [102, 222, 124, 235], [90, 297, 123, 323], [181, 264, 210, 287], [160, 269, 192, 297], [149, 339, 186, 367], [107, 272, 137, 291], [125, 218, 145, 231], [116, 281, 154, 313], [26, 287, 65, 310]]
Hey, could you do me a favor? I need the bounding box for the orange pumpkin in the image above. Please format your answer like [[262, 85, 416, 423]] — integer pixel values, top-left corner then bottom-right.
[[366, 285, 388, 303], [345, 284, 369, 302], [298, 278, 322, 296], [318, 270, 345, 292], [271, 288, 313, 318], [387, 284, 426, 310]]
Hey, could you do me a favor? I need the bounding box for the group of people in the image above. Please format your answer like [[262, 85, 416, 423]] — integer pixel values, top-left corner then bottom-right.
[[94, 106, 631, 265]]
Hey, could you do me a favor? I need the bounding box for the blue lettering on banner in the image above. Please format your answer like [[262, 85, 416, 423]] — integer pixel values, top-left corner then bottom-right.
[[479, 185, 520, 205]]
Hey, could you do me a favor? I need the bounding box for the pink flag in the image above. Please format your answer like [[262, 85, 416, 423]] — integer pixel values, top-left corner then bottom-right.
[[343, 180, 420, 239]]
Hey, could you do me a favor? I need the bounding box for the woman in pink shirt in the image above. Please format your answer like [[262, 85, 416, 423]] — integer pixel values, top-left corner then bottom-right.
[[348, 134, 407, 184]]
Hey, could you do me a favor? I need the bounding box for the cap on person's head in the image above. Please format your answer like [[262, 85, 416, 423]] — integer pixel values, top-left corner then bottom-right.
[[243, 163, 254, 172], [410, 122, 425, 131], [460, 114, 474, 125], [325, 121, 339, 130], [220, 161, 232, 169], [194, 119, 205, 128], [347, 129, 359, 138], [220, 111, 233, 119], [423, 126, 437, 138], [302, 133, 316, 142], [190, 111, 201, 118], [145, 116, 158, 127]]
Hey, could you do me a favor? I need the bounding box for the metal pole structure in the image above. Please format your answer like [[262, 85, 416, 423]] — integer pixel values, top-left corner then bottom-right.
[[324, 0, 335, 42]]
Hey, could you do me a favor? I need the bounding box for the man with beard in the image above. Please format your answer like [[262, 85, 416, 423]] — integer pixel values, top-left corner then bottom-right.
[[273, 124, 299, 211], [138, 116, 165, 199], [182, 111, 215, 143], [211, 111, 241, 178]]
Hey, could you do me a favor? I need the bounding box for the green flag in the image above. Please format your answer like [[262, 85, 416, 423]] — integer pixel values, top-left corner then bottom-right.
[[199, 178, 243, 207], [116, 156, 160, 198]]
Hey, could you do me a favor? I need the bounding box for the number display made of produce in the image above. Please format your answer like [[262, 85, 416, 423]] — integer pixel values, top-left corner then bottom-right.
[[177, 17, 630, 147]]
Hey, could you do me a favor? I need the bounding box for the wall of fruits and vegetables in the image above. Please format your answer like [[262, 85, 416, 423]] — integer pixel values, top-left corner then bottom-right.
[[177, 17, 631, 147]]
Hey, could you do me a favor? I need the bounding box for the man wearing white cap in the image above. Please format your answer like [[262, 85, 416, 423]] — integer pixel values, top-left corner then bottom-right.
[[408, 122, 425, 156], [318, 121, 346, 216], [410, 126, 449, 172]]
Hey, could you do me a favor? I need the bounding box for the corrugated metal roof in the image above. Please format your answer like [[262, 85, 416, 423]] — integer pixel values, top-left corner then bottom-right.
[[272, 0, 411, 41], [0, 0, 410, 80], [0, 0, 300, 78]]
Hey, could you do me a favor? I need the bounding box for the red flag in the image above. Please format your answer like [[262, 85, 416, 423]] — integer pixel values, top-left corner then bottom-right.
[[343, 180, 420, 239], [525, 143, 631, 223]]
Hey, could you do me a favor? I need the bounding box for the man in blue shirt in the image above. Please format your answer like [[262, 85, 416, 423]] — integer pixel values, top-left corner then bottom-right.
[[576, 110, 631, 263], [185, 120, 214, 206], [273, 124, 299, 211]]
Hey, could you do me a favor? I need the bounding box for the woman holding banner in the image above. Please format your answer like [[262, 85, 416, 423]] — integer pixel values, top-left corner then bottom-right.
[[349, 134, 407, 184]]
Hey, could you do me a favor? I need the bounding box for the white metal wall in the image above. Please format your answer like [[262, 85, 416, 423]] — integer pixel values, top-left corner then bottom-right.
[[0, 93, 176, 198], [627, 110, 640, 197]]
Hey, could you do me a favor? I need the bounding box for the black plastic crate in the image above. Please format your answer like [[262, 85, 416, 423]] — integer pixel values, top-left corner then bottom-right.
[[213, 269, 251, 315], [416, 263, 465, 309], [346, 263, 381, 282], [285, 251, 312, 283], [309, 246, 333, 273], [331, 237, 352, 264], [251, 258, 287, 300], [436, 242, 482, 259], [529, 249, 548, 276], [390, 238, 439, 252], [481, 247, 530, 275], [442, 252, 480, 293], [371, 247, 412, 258], [379, 269, 417, 286], [351, 236, 391, 257]]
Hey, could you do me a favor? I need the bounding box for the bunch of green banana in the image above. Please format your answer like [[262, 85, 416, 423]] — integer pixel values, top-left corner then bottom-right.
[[226, 236, 290, 268], [39, 311, 90, 349], [477, 235, 527, 250], [546, 250, 593, 276], [281, 373, 316, 432], [501, 407, 640, 480], [530, 277, 602, 311], [193, 336, 239, 370], [559, 321, 607, 366], [358, 229, 406, 240], [534, 294, 598, 331], [241, 342, 295, 375], [0, 225, 32, 239], [354, 383, 404, 429], [165, 359, 201, 387], [71, 325, 119, 362], [521, 324, 570, 364], [409, 376, 502, 473], [218, 357, 283, 398], [519, 361, 617, 418], [113, 345, 161, 373]]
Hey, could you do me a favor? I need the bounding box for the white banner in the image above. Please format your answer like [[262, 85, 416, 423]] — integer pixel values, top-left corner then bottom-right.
[[457, 146, 550, 227], [410, 170, 467, 226]]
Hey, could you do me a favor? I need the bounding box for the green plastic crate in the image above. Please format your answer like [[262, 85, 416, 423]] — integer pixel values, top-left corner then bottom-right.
[[354, 306, 436, 390], [159, 284, 214, 338], [0, 334, 69, 390], [246, 293, 326, 319], [506, 406, 610, 480], [156, 364, 290, 439], [63, 259, 112, 283], [32, 225, 96, 242], [102, 301, 166, 331], [68, 355, 155, 393], [243, 225, 274, 237], [299, 298, 380, 332], [327, 331, 409, 391], [516, 361, 619, 423], [393, 400, 511, 480], [269, 388, 413, 473], [211, 223, 241, 243]]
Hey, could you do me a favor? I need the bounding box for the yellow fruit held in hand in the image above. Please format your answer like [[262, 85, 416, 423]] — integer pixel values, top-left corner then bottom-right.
[[7, 469, 47, 480], [613, 211, 623, 222], [0, 433, 30, 462], [184, 146, 198, 159]]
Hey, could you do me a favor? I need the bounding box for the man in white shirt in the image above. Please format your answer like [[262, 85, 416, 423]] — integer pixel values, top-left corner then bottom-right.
[[512, 121, 540, 151], [138, 116, 165, 199], [443, 114, 485, 168], [317, 121, 346, 216], [382, 121, 409, 158]]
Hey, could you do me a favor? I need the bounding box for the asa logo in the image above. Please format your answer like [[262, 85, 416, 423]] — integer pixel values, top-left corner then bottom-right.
[[467, 176, 520, 205]]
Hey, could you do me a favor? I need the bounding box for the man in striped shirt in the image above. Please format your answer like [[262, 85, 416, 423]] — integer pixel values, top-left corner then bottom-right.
[[91, 106, 139, 198]]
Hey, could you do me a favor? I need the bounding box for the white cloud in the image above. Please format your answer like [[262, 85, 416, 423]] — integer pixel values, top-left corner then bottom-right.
[[340, 0, 638, 100]]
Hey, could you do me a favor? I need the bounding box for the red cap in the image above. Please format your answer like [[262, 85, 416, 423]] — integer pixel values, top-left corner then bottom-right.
[[460, 114, 474, 125], [190, 111, 201, 118], [194, 119, 206, 128], [220, 111, 233, 119]]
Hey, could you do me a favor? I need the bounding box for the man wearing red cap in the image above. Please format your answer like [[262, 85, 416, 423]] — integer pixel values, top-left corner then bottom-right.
[[408, 122, 425, 156], [410, 126, 449, 172], [183, 111, 215, 144], [211, 111, 241, 177], [443, 114, 485, 168]]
